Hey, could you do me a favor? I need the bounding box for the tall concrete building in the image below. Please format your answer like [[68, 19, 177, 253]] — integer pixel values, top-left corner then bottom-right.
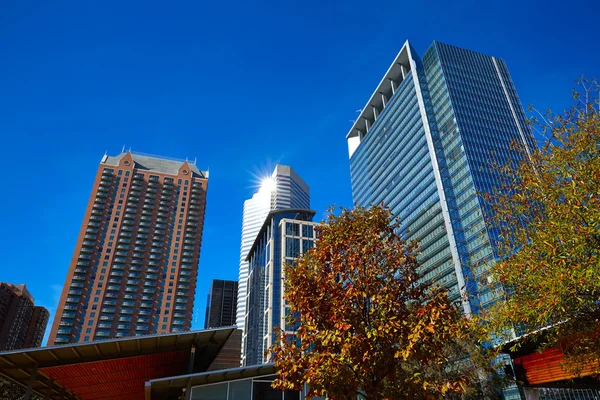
[[347, 41, 535, 318], [243, 209, 319, 366], [204, 280, 238, 329], [48, 151, 208, 345], [0, 283, 49, 350], [237, 165, 310, 332]]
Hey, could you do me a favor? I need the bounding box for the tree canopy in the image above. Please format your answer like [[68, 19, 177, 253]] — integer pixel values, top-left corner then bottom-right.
[[477, 78, 600, 375], [270, 205, 495, 399]]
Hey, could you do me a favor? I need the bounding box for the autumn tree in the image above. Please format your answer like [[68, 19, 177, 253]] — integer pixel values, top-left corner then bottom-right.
[[477, 78, 600, 375], [270, 205, 497, 399]]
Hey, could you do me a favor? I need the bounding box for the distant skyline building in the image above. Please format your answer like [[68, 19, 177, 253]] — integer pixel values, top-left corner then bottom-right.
[[204, 279, 238, 329], [0, 283, 49, 350], [237, 165, 310, 333], [48, 151, 208, 345], [347, 41, 536, 318], [242, 209, 319, 366]]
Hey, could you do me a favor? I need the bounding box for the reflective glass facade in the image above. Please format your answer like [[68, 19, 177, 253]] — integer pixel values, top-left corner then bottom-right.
[[347, 41, 534, 315]]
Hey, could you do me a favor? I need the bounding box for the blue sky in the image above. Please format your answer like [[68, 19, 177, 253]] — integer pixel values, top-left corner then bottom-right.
[[0, 0, 598, 343]]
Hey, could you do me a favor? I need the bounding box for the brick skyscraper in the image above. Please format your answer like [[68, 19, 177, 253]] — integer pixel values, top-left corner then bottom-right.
[[48, 151, 208, 345], [0, 283, 49, 350]]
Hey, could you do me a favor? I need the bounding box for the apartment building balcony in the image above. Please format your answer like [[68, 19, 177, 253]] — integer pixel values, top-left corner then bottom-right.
[[80, 246, 93, 254], [122, 218, 134, 226]]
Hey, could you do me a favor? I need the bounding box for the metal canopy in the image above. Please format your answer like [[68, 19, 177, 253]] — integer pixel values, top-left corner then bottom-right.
[[0, 327, 237, 400], [146, 363, 277, 400]]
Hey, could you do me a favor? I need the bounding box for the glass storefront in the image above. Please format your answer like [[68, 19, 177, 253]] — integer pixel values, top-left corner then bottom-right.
[[191, 375, 300, 400]]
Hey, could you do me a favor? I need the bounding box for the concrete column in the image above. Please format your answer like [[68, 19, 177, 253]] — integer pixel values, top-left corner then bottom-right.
[[381, 93, 387, 108], [187, 345, 196, 374], [184, 381, 192, 400], [389, 79, 396, 94], [24, 364, 38, 400], [371, 105, 378, 120], [400, 64, 407, 79], [364, 117, 370, 132]]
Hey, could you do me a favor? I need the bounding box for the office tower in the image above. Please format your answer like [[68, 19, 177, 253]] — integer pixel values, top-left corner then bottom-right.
[[0, 283, 49, 350], [347, 41, 535, 317], [237, 165, 310, 331], [204, 280, 238, 329], [48, 151, 208, 345], [243, 209, 319, 366]]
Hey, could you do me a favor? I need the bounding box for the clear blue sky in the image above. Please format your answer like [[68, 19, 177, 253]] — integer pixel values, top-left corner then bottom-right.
[[0, 0, 597, 343]]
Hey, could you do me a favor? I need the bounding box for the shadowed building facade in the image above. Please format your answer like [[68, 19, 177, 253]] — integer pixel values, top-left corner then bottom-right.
[[204, 280, 238, 329], [48, 151, 208, 345], [0, 283, 49, 350]]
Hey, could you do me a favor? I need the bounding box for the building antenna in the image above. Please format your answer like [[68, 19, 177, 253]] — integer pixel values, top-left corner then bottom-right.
[[121, 145, 126, 153]]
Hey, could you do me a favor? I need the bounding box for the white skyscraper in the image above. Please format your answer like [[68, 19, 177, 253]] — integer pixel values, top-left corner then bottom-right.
[[236, 165, 310, 332]]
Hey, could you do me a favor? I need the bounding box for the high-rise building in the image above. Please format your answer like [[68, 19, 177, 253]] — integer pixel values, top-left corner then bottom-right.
[[204, 279, 238, 329], [347, 41, 535, 317], [48, 151, 208, 345], [0, 283, 49, 350], [242, 209, 319, 366], [237, 165, 310, 332]]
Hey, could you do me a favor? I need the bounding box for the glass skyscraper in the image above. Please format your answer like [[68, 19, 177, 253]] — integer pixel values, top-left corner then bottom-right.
[[242, 209, 318, 366], [237, 166, 310, 333], [347, 41, 535, 317]]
